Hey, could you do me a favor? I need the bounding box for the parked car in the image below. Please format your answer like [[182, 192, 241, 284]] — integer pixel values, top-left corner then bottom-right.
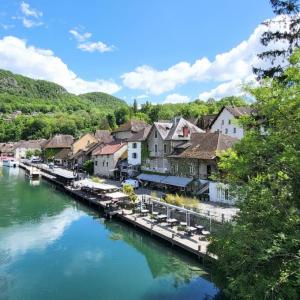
[[121, 178, 140, 189]]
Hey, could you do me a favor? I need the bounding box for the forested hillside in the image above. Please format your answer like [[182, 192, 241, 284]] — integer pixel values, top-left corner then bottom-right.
[[0, 69, 248, 141]]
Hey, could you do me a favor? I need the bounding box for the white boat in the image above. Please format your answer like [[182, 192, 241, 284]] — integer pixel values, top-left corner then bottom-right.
[[2, 159, 19, 168]]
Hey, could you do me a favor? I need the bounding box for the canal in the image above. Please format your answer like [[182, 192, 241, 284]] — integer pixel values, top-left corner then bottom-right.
[[0, 167, 219, 300]]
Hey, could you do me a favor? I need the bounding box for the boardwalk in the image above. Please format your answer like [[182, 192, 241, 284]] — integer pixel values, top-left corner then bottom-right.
[[19, 162, 216, 261]]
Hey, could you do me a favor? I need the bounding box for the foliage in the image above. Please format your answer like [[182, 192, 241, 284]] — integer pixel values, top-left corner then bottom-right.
[[163, 194, 198, 209], [25, 150, 34, 159], [209, 50, 300, 299], [83, 160, 94, 175], [253, 0, 300, 79], [91, 176, 104, 183], [122, 184, 137, 203]]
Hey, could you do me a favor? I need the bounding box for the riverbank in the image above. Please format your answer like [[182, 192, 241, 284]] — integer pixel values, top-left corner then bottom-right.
[[0, 167, 220, 299], [19, 162, 216, 261]]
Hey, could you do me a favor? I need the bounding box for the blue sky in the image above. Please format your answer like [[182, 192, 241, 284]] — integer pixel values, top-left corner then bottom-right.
[[0, 0, 274, 104]]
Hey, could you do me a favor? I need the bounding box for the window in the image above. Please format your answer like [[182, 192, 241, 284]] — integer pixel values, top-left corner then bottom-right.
[[221, 119, 224, 125], [106, 162, 108, 167], [225, 128, 228, 134], [154, 144, 158, 153], [132, 143, 137, 149], [95, 161, 98, 166], [207, 165, 211, 177], [228, 119, 231, 125], [233, 128, 236, 134], [163, 144, 167, 154], [189, 164, 195, 175], [132, 153, 137, 159], [103, 161, 105, 167], [154, 130, 158, 138], [174, 164, 178, 173]]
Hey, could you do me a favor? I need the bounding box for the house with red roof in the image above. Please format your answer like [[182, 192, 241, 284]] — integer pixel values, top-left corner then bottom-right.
[[92, 142, 127, 178]]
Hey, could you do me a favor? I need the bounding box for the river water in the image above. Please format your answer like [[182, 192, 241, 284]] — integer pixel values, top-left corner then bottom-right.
[[0, 167, 219, 300]]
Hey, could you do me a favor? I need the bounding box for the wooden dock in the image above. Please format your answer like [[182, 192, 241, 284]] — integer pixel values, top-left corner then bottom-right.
[[19, 162, 216, 261]]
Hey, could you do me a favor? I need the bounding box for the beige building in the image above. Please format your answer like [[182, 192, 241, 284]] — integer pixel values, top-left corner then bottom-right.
[[92, 142, 127, 178], [72, 133, 97, 155]]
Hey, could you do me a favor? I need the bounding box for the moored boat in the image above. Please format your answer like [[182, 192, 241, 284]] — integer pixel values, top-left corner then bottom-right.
[[2, 159, 19, 168]]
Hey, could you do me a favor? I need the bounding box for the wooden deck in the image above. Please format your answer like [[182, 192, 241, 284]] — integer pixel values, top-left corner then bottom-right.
[[19, 162, 216, 261]]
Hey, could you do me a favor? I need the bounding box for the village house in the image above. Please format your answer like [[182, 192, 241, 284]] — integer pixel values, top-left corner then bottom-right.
[[142, 117, 203, 173], [94, 130, 114, 143], [69, 133, 98, 168], [43, 134, 74, 166], [168, 132, 238, 203], [92, 142, 127, 179], [197, 114, 218, 131], [70, 130, 114, 169], [208, 106, 252, 139], [0, 142, 16, 158], [112, 120, 148, 141], [125, 126, 151, 177], [14, 139, 47, 160]]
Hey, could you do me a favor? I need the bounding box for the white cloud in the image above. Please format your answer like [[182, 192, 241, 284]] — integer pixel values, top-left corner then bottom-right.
[[163, 93, 190, 104], [0, 36, 121, 95], [122, 15, 291, 97], [78, 41, 114, 53], [20, 2, 42, 18], [69, 29, 92, 42], [18, 2, 43, 28], [69, 28, 115, 53]]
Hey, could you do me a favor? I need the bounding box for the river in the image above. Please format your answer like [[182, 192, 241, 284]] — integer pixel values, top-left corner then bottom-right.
[[0, 167, 219, 300]]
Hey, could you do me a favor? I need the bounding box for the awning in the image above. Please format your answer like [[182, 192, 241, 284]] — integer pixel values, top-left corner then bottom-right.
[[137, 173, 167, 184], [105, 192, 128, 199], [137, 173, 193, 188], [161, 176, 193, 188], [78, 179, 118, 191]]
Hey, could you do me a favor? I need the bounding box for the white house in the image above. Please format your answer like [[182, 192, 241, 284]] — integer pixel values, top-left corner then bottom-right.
[[127, 127, 151, 166], [14, 139, 47, 160], [209, 106, 252, 139], [92, 142, 127, 178]]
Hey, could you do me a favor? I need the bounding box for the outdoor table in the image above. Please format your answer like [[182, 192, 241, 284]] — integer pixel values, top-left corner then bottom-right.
[[186, 226, 197, 235], [180, 222, 187, 226], [156, 214, 167, 222], [202, 230, 210, 236], [166, 218, 178, 227], [195, 225, 204, 233], [141, 209, 149, 216]]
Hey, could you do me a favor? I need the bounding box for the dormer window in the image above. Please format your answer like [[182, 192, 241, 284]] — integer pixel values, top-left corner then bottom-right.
[[154, 130, 158, 138], [183, 126, 190, 137]]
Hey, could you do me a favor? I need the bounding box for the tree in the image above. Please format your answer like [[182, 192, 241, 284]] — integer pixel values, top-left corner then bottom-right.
[[209, 51, 300, 299], [106, 113, 117, 129], [122, 184, 137, 203], [253, 0, 300, 79], [133, 98, 138, 114], [114, 107, 131, 125], [83, 160, 94, 175]]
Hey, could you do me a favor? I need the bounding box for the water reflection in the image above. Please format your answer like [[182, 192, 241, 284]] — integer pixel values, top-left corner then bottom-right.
[[0, 207, 84, 259], [29, 179, 40, 186]]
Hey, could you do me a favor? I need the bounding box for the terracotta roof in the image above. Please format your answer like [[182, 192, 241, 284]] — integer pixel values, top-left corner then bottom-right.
[[92, 142, 126, 156], [112, 120, 148, 133], [127, 126, 151, 142], [94, 130, 114, 143], [44, 135, 74, 149], [169, 132, 238, 160]]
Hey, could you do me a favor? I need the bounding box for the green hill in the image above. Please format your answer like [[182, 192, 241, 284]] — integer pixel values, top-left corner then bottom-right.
[[0, 69, 128, 141]]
